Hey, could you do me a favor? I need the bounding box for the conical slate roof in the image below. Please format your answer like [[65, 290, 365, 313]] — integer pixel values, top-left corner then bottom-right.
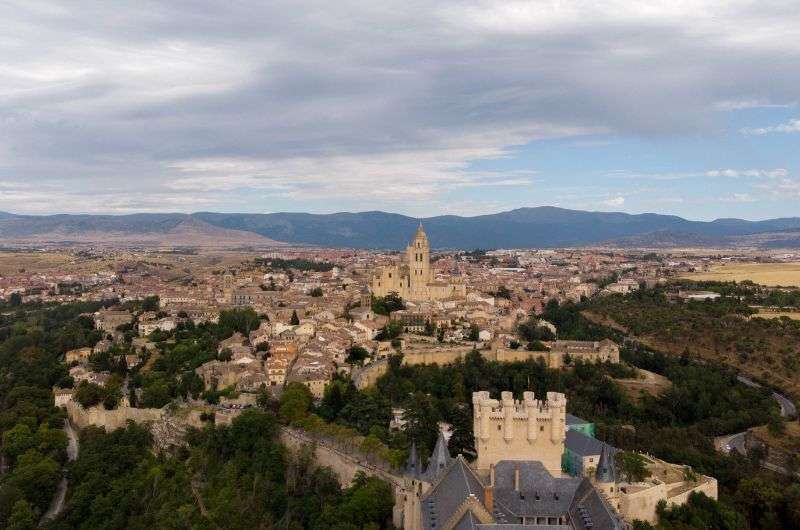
[[406, 440, 422, 478], [423, 431, 452, 482], [595, 444, 616, 483]]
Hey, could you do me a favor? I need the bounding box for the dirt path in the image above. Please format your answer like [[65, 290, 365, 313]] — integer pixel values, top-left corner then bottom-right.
[[40, 419, 79, 525]]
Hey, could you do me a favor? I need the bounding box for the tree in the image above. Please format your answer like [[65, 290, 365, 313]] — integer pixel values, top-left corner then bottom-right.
[[280, 383, 313, 424], [290, 310, 300, 326], [468, 324, 480, 342], [9, 292, 22, 307], [73, 381, 106, 408], [7, 500, 37, 530], [615, 451, 651, 483], [346, 346, 369, 365], [310, 287, 323, 297], [141, 295, 160, 312], [495, 286, 512, 299], [371, 292, 405, 316]]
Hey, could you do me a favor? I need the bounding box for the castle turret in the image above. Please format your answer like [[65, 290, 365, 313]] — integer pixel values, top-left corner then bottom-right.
[[406, 440, 421, 478], [472, 390, 567, 476], [594, 444, 618, 499], [423, 430, 452, 482]]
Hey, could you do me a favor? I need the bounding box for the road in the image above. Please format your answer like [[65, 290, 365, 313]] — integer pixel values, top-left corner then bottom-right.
[[736, 375, 797, 418], [40, 419, 79, 525], [715, 431, 748, 455]]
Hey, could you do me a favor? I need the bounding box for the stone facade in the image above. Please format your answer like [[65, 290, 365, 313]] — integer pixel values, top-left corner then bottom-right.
[[472, 390, 566, 476], [370, 225, 466, 302]]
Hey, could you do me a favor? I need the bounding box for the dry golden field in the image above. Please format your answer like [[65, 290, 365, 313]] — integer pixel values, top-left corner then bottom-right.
[[754, 311, 800, 320], [681, 262, 800, 287]]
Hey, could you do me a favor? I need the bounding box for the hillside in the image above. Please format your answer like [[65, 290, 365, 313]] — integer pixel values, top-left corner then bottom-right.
[[0, 214, 283, 248], [2, 207, 800, 249], [583, 289, 800, 400]]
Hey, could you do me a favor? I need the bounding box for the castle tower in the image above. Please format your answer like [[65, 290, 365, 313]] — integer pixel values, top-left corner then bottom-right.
[[406, 222, 432, 298], [472, 390, 567, 476]]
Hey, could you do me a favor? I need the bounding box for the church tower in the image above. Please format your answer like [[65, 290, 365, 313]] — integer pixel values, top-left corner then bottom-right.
[[406, 222, 432, 298]]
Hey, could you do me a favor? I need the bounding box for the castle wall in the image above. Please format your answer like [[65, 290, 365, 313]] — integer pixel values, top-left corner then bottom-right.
[[472, 391, 566, 476], [617, 478, 718, 524]]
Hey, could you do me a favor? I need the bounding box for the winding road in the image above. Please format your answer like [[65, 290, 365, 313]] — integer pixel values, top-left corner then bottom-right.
[[736, 374, 797, 418], [40, 419, 79, 525]]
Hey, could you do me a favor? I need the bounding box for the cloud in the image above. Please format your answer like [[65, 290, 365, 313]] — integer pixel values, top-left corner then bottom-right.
[[740, 119, 800, 135], [705, 168, 788, 178], [713, 99, 796, 111], [0, 1, 799, 214], [601, 196, 625, 207], [719, 193, 756, 203]]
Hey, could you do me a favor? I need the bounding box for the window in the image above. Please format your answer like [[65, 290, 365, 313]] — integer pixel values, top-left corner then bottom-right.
[[497, 425, 501, 431], [540, 426, 544, 432]]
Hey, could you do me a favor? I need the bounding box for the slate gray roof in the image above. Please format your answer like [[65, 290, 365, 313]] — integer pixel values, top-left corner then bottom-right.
[[407, 440, 422, 478], [565, 430, 614, 458], [420, 456, 623, 530], [568, 479, 624, 530], [423, 430, 453, 482], [492, 461, 582, 520], [566, 414, 589, 426], [421, 457, 485, 530], [595, 445, 616, 484]]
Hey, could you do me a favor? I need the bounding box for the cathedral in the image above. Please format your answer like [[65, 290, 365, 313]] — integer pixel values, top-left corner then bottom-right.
[[370, 224, 466, 302]]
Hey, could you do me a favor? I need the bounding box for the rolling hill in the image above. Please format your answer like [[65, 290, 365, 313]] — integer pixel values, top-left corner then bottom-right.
[[1, 207, 800, 249]]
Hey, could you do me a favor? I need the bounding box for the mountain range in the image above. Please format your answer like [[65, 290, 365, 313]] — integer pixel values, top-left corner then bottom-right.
[[1, 207, 800, 249]]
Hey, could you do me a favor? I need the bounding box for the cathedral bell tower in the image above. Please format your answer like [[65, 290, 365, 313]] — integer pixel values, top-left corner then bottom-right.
[[406, 222, 432, 296]]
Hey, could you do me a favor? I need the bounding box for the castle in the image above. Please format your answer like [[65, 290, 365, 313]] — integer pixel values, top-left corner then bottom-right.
[[399, 390, 717, 530], [370, 224, 466, 302]]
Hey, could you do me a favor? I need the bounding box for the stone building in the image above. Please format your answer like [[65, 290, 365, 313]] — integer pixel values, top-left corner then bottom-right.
[[472, 390, 566, 476], [370, 225, 466, 302]]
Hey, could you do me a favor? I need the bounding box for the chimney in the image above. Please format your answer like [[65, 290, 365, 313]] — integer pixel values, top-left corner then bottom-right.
[[484, 469, 494, 514], [514, 465, 520, 492]]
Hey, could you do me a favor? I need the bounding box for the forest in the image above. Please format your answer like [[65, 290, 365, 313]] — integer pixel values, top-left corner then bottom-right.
[[0, 302, 393, 530]]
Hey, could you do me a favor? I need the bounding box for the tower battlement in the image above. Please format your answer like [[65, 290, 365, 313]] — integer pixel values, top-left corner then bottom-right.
[[472, 390, 566, 476]]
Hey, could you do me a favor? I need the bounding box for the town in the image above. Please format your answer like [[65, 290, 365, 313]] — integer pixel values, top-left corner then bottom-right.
[[4, 225, 800, 529]]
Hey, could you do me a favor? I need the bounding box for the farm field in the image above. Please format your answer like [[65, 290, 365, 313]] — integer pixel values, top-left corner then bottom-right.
[[681, 262, 800, 287]]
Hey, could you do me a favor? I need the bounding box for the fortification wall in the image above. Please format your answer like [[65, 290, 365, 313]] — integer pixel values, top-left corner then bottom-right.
[[401, 346, 556, 368], [402, 347, 473, 366], [279, 427, 406, 528], [66, 402, 164, 431], [352, 359, 390, 389]]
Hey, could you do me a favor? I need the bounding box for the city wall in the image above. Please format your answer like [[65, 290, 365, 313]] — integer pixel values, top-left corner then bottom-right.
[[401, 346, 553, 367], [66, 401, 165, 431], [352, 359, 390, 389]]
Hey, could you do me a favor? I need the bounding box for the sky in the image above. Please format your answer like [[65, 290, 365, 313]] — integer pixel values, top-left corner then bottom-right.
[[1, 0, 799, 220]]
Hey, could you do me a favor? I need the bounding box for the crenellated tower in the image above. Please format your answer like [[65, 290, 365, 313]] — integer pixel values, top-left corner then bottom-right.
[[472, 390, 566, 476]]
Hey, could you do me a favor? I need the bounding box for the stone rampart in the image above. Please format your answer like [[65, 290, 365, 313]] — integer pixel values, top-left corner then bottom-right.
[[352, 359, 390, 389], [66, 402, 164, 431]]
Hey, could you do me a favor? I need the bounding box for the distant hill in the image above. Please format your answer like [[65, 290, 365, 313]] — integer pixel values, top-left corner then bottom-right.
[[0, 213, 282, 248], [1, 207, 800, 249]]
